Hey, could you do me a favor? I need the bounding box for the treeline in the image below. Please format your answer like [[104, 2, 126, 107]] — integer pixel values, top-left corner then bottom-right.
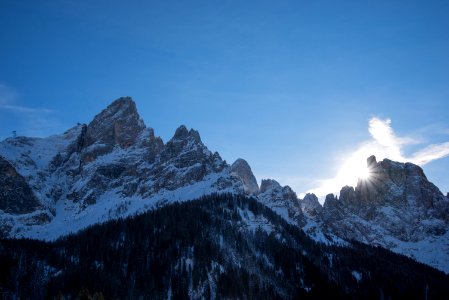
[[0, 193, 448, 299]]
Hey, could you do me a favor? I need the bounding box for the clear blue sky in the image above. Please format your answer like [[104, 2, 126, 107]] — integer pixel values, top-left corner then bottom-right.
[[1, 0, 449, 196]]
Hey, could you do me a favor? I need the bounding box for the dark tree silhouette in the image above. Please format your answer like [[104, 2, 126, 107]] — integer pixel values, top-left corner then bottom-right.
[[1, 194, 448, 299]]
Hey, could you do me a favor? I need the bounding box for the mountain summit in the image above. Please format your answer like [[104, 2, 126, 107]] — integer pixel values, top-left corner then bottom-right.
[[307, 155, 449, 272], [0, 97, 262, 240], [0, 97, 449, 274], [84, 96, 146, 149]]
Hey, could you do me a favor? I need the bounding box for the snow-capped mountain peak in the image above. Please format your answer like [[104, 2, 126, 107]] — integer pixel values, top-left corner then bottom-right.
[[318, 155, 449, 272], [0, 97, 252, 239], [1, 98, 449, 274]]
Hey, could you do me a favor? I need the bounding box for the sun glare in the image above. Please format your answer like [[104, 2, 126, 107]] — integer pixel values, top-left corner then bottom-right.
[[336, 151, 373, 188], [358, 166, 371, 179], [340, 159, 370, 183]]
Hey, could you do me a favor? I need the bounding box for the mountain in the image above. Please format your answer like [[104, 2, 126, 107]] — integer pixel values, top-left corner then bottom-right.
[[302, 155, 449, 273], [1, 96, 449, 282], [0, 97, 298, 240], [2, 194, 448, 299]]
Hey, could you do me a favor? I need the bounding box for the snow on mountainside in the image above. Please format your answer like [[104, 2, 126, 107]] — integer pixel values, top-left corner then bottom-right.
[[258, 179, 302, 226], [1, 97, 449, 274], [308, 155, 449, 273], [0, 97, 252, 239], [0, 97, 303, 241]]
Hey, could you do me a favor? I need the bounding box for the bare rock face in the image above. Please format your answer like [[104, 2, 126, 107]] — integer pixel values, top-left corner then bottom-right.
[[313, 159, 449, 273], [300, 193, 322, 217], [160, 125, 206, 165], [84, 97, 145, 149], [260, 179, 296, 201], [230, 159, 259, 195], [367, 154, 377, 167], [63, 121, 229, 205], [321, 156, 449, 243], [355, 157, 447, 219], [0, 156, 41, 214], [259, 179, 303, 225], [0, 96, 273, 240], [80, 97, 146, 164], [47, 98, 166, 206], [0, 97, 247, 239], [321, 193, 342, 220], [150, 125, 228, 193]]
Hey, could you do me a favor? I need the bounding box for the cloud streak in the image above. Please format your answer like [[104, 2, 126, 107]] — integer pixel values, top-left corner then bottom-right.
[[308, 117, 449, 198], [0, 104, 55, 114], [367, 117, 449, 165], [0, 83, 61, 138], [410, 142, 449, 165]]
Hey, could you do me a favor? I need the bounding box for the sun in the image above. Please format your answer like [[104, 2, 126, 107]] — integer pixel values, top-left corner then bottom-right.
[[335, 152, 373, 187], [307, 149, 379, 197], [358, 165, 371, 179], [343, 159, 371, 182]]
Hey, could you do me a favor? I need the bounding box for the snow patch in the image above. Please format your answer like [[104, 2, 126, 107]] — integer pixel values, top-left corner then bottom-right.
[[351, 270, 362, 282]]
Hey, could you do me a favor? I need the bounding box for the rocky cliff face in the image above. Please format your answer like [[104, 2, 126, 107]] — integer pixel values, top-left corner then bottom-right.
[[230, 158, 259, 195], [49, 100, 236, 208], [0, 97, 254, 239], [322, 155, 449, 242], [1, 97, 449, 273], [84, 97, 146, 148], [258, 179, 304, 226], [300, 193, 322, 218], [315, 155, 449, 272], [78, 97, 149, 165]]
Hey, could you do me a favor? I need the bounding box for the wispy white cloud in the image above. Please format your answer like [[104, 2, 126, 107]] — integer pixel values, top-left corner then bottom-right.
[[367, 117, 449, 165], [308, 117, 449, 199], [409, 142, 449, 165], [0, 83, 18, 105], [367, 118, 419, 158], [0, 104, 55, 114], [0, 83, 61, 138]]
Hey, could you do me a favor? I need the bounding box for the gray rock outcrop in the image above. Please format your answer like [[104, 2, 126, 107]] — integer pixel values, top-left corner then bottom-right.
[[321, 155, 449, 243], [259, 179, 303, 225], [230, 158, 259, 195], [0, 156, 41, 214], [300, 193, 322, 217]]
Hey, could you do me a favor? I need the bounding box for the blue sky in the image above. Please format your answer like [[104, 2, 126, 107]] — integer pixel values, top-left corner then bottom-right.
[[1, 0, 449, 197]]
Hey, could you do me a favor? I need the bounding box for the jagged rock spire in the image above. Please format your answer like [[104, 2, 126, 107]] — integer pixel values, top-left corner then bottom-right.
[[231, 158, 259, 195], [171, 125, 202, 143], [301, 193, 322, 217], [84, 97, 146, 149]]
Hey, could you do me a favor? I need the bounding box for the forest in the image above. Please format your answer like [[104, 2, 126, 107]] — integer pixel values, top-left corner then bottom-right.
[[1, 193, 448, 299]]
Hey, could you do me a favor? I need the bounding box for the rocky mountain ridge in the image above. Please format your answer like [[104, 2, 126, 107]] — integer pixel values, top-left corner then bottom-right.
[[301, 155, 449, 272], [0, 97, 301, 240], [1, 97, 448, 273]]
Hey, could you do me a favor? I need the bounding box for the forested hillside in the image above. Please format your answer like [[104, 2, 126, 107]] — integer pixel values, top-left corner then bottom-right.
[[1, 194, 448, 299]]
